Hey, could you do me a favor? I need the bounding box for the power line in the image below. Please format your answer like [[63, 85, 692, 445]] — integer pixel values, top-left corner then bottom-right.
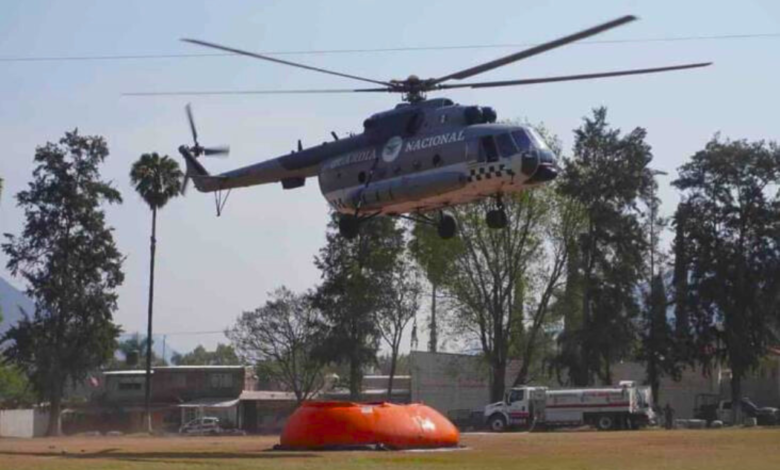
[[155, 330, 226, 336], [1, 32, 779, 63]]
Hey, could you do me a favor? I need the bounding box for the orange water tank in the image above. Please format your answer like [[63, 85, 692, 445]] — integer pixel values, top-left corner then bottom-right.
[[279, 401, 459, 450]]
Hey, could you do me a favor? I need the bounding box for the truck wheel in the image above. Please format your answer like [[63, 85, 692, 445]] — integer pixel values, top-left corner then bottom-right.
[[596, 415, 615, 431], [488, 414, 507, 432]]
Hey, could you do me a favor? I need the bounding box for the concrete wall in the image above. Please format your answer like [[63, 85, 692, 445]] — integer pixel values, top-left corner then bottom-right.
[[0, 409, 49, 438], [411, 351, 729, 420], [410, 351, 521, 417], [610, 362, 720, 418]]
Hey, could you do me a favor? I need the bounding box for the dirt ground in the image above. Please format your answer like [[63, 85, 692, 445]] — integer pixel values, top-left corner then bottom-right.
[[1, 428, 779, 470]]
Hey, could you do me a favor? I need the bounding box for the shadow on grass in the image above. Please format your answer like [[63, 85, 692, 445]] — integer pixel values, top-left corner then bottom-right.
[[0, 448, 320, 464]]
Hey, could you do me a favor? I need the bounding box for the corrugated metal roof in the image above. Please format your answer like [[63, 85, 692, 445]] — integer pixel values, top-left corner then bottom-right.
[[178, 397, 240, 408], [103, 370, 151, 376]]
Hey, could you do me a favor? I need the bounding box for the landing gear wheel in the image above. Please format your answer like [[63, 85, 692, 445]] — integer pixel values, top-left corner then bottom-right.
[[486, 209, 508, 229], [488, 414, 507, 432], [338, 215, 360, 240], [596, 414, 615, 431], [437, 213, 457, 239]]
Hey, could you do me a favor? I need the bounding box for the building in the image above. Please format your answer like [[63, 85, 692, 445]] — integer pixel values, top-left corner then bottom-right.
[[67, 365, 258, 434]]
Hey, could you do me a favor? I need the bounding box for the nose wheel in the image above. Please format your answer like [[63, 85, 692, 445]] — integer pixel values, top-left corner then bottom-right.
[[437, 212, 457, 239], [486, 195, 508, 229], [338, 214, 361, 240]]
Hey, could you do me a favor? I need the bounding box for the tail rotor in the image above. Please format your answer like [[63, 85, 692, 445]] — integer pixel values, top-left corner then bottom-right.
[[181, 103, 230, 194]]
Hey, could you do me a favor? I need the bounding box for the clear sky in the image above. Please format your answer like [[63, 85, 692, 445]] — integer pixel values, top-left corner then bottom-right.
[[1, 0, 779, 354]]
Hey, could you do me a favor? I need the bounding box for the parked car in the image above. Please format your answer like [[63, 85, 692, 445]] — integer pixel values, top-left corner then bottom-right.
[[179, 417, 222, 435], [694, 394, 779, 426]]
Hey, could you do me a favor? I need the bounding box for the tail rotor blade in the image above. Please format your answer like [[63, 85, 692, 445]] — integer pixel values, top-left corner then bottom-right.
[[204, 145, 230, 157]]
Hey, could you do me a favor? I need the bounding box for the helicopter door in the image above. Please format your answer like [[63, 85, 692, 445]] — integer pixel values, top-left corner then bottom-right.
[[480, 136, 499, 163]]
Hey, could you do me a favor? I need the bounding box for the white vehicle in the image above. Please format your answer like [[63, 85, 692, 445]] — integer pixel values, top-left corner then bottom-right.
[[484, 381, 655, 432], [179, 416, 222, 435]]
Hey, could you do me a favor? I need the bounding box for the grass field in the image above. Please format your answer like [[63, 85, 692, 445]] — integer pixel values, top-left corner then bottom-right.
[[1, 428, 779, 470]]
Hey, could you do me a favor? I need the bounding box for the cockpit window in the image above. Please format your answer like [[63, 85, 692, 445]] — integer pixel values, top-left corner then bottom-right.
[[527, 127, 550, 150], [496, 133, 517, 157], [511, 130, 532, 151]]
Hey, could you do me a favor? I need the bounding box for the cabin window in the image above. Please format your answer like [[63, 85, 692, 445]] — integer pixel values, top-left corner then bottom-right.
[[433, 154, 442, 167], [508, 389, 525, 403], [480, 136, 499, 162], [496, 133, 517, 157], [511, 130, 532, 151]]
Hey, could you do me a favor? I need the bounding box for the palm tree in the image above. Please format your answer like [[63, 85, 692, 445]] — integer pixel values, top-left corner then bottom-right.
[[130, 153, 183, 433]]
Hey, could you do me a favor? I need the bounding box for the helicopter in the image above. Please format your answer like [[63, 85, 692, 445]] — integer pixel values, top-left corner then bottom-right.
[[136, 15, 710, 239]]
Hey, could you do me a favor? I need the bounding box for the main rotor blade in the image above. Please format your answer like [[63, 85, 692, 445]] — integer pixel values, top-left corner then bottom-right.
[[124, 87, 390, 96], [431, 15, 637, 85], [185, 103, 198, 145], [436, 62, 712, 90], [182, 38, 394, 87]]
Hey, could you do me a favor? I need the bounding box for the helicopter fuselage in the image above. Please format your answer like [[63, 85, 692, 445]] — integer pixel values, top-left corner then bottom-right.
[[187, 97, 558, 216]]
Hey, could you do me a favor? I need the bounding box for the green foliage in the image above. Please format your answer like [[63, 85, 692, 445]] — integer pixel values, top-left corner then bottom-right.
[[442, 191, 549, 401], [227, 287, 322, 402], [638, 272, 677, 405], [1, 130, 124, 434], [556, 107, 653, 385], [672, 136, 780, 418], [172, 343, 240, 366], [110, 335, 166, 368], [129, 153, 183, 210], [376, 255, 422, 397], [312, 214, 405, 399], [0, 362, 35, 408]]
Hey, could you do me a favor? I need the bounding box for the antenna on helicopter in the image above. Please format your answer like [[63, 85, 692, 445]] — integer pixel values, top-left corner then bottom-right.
[[331, 131, 339, 141]]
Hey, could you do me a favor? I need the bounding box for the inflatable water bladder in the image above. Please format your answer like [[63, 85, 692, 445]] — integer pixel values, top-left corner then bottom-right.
[[279, 401, 459, 450]]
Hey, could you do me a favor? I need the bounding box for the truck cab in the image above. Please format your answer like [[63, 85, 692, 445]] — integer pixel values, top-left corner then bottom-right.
[[484, 386, 547, 432]]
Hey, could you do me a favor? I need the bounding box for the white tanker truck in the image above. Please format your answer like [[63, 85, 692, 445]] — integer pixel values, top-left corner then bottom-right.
[[484, 381, 655, 432]]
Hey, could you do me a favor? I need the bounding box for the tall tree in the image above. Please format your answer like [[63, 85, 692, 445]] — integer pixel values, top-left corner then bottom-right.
[[672, 137, 780, 423], [511, 187, 585, 386], [376, 256, 421, 399], [129, 152, 182, 433], [312, 214, 405, 399], [638, 272, 677, 406], [557, 107, 653, 385], [445, 193, 547, 402], [2, 130, 124, 435], [409, 222, 460, 352], [227, 287, 324, 403], [637, 172, 679, 406]]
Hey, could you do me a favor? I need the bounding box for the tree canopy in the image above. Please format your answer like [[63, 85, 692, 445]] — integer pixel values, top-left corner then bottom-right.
[[556, 107, 654, 385], [1, 130, 124, 435], [672, 136, 780, 420], [227, 287, 323, 402]]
